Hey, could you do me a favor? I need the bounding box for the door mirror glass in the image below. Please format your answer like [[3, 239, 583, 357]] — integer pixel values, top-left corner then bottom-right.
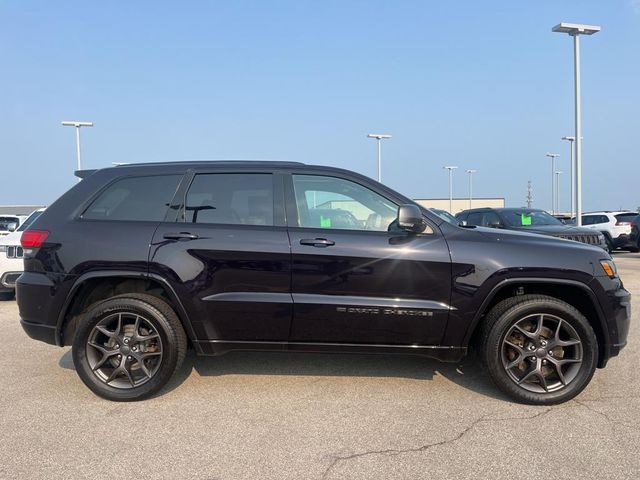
[[397, 205, 426, 233]]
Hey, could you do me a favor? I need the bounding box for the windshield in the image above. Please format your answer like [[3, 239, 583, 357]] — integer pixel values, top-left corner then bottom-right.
[[429, 208, 459, 225], [501, 210, 563, 227], [18, 210, 43, 232], [0, 216, 19, 232]]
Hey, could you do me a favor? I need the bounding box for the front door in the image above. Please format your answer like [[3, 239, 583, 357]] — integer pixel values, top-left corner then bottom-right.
[[286, 173, 452, 346]]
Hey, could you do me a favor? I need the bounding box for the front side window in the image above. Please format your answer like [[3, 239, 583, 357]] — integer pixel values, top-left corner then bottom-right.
[[82, 175, 182, 221], [184, 174, 274, 226], [292, 175, 397, 231]]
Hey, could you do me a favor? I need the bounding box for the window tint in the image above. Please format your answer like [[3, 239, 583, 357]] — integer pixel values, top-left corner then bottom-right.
[[184, 174, 273, 226], [292, 175, 397, 231], [83, 175, 181, 221]]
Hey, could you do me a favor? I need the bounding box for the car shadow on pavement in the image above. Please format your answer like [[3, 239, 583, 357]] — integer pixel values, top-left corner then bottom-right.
[[58, 348, 509, 402], [180, 350, 508, 401]]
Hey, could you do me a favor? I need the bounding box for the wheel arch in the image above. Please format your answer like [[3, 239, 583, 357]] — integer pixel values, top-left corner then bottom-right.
[[465, 278, 610, 367], [56, 271, 199, 351]]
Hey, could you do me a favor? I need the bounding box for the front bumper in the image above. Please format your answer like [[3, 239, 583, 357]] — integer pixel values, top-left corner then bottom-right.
[[590, 276, 631, 366]]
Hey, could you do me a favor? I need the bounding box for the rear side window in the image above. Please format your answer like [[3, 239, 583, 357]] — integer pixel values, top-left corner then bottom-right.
[[82, 175, 182, 221], [184, 174, 274, 226]]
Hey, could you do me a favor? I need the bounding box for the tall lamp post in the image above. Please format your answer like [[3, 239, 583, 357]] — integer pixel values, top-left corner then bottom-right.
[[366, 134, 392, 182], [555, 171, 563, 214], [545, 153, 560, 215], [62, 121, 94, 176], [552, 22, 601, 226], [443, 166, 458, 213], [561, 136, 576, 218], [465, 169, 477, 209]]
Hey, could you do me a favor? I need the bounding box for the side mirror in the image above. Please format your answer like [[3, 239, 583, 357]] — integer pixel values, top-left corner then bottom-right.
[[8, 223, 17, 232], [397, 205, 426, 233]]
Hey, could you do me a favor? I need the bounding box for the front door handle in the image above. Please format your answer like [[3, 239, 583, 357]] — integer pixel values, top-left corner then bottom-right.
[[163, 232, 199, 241], [300, 238, 335, 247]]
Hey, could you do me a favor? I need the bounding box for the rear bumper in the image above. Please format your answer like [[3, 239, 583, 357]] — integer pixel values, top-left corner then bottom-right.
[[613, 234, 634, 249], [16, 271, 71, 346], [20, 319, 57, 344]]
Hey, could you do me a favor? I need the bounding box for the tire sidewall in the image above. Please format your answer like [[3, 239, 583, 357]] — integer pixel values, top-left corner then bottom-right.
[[485, 300, 598, 405], [72, 297, 179, 401]]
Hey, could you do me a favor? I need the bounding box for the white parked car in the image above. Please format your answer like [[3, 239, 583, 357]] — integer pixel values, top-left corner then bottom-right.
[[0, 209, 45, 299], [572, 211, 639, 252]]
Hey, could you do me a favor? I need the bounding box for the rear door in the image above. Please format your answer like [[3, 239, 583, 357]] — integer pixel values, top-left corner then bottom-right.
[[150, 170, 292, 344], [285, 172, 452, 346]]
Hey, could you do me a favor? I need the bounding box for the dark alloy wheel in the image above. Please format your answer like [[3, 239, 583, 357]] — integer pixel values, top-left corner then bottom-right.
[[72, 293, 187, 401], [481, 294, 598, 405], [86, 311, 164, 388]]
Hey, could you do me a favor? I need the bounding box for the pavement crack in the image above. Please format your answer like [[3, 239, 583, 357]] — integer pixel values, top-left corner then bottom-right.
[[320, 408, 553, 479], [572, 399, 636, 429]]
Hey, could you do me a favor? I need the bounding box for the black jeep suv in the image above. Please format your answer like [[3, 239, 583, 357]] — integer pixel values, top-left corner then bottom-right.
[[17, 162, 630, 404]]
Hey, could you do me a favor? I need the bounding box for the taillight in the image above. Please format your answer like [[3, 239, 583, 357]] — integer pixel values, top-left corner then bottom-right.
[[21, 230, 49, 248]]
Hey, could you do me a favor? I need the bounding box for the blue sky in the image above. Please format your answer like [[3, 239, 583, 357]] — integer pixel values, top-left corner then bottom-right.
[[1, 1, 639, 212]]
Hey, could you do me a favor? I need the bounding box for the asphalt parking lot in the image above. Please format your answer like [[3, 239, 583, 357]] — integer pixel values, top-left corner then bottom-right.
[[0, 254, 638, 480]]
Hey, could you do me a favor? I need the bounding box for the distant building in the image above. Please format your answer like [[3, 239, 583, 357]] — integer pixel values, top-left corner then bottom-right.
[[414, 197, 505, 215], [0, 205, 45, 215]]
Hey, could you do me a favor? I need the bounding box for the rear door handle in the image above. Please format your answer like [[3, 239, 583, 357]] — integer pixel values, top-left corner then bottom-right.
[[300, 238, 335, 247], [163, 232, 199, 241]]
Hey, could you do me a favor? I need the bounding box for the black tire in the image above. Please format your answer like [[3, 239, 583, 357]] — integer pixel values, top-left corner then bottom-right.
[[603, 234, 615, 252], [628, 245, 639, 253], [72, 293, 187, 401], [479, 294, 597, 405]]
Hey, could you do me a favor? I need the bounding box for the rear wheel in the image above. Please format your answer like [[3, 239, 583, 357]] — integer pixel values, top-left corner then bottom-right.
[[72, 293, 187, 401], [480, 294, 598, 405], [603, 234, 615, 252]]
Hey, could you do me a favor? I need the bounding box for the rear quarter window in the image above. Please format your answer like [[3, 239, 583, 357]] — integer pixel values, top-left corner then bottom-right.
[[82, 175, 182, 222]]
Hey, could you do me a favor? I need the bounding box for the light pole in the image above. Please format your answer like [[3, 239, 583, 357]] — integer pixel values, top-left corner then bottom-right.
[[366, 134, 392, 182], [465, 169, 477, 209], [545, 153, 560, 215], [443, 166, 458, 213], [555, 171, 563, 214], [62, 121, 94, 176], [553, 22, 601, 226], [561, 136, 576, 218]]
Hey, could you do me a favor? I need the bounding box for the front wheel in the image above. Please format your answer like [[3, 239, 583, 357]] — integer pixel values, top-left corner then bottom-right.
[[72, 293, 187, 401], [480, 294, 598, 405]]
